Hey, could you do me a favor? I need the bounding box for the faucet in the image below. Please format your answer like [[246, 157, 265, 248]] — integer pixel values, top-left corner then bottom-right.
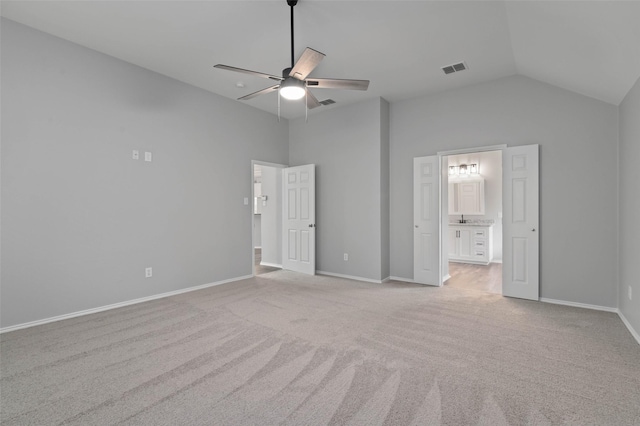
[[459, 214, 465, 224]]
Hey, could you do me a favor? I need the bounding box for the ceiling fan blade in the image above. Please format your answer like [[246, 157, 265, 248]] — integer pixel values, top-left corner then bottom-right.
[[306, 78, 369, 91], [289, 48, 325, 80], [238, 85, 280, 101], [214, 64, 283, 81], [306, 90, 322, 110]]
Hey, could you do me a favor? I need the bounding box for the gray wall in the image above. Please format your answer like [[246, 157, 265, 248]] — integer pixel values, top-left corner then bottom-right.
[[259, 165, 282, 267], [289, 98, 388, 281], [390, 75, 619, 307], [618, 76, 640, 335], [1, 19, 289, 328]]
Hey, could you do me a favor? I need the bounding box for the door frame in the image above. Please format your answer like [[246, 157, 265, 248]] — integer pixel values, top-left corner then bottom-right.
[[436, 144, 507, 291], [251, 160, 287, 277]]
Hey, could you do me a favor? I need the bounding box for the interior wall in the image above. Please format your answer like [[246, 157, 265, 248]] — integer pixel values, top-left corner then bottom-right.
[[390, 75, 619, 308], [0, 19, 289, 328], [289, 98, 387, 281], [618, 76, 640, 336], [259, 165, 282, 267], [447, 150, 503, 261]]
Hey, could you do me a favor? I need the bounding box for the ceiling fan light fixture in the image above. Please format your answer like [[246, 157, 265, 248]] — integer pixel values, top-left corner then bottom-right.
[[279, 78, 306, 100]]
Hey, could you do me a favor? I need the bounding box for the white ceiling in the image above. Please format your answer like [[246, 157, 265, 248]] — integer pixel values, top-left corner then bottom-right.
[[2, 1, 639, 119]]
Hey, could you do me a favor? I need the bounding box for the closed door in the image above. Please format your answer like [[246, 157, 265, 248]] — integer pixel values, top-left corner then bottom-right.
[[282, 164, 315, 275], [503, 145, 539, 300]]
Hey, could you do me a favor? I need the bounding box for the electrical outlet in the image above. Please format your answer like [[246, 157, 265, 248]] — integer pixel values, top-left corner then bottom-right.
[[145, 267, 153, 278], [132, 150, 139, 160], [144, 152, 152, 162], [344, 253, 348, 261], [629, 286, 633, 301]]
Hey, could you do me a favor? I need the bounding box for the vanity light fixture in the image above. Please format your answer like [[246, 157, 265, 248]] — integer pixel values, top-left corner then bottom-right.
[[450, 163, 478, 177]]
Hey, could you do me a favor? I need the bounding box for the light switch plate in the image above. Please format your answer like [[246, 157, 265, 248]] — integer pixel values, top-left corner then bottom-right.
[[144, 152, 152, 162], [132, 150, 139, 160]]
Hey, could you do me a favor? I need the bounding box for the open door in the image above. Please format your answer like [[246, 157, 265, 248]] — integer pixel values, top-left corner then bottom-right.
[[282, 164, 315, 275], [503, 145, 539, 300], [413, 156, 441, 286]]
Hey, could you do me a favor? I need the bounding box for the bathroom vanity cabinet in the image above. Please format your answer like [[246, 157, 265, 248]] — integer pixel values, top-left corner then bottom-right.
[[448, 224, 493, 265]]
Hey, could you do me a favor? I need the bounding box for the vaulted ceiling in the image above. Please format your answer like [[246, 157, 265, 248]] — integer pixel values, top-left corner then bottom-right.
[[2, 1, 639, 119]]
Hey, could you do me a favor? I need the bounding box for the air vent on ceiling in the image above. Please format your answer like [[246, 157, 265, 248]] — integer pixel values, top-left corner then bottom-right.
[[319, 99, 336, 106], [442, 62, 468, 75]]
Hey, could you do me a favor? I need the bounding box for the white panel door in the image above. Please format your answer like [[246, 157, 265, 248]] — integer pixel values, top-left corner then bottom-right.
[[413, 156, 441, 286], [282, 164, 315, 275], [503, 145, 539, 300]]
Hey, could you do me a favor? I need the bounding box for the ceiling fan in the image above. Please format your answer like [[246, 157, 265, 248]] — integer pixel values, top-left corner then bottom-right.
[[213, 0, 369, 112]]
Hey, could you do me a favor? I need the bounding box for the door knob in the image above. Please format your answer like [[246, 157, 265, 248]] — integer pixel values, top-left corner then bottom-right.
[[532, 228, 536, 232], [415, 225, 419, 228]]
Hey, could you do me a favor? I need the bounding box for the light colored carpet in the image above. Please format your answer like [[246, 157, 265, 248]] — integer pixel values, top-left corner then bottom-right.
[[1, 270, 639, 425]]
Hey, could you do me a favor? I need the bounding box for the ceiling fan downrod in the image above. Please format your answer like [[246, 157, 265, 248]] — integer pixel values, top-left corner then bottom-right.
[[288, 0, 298, 68]]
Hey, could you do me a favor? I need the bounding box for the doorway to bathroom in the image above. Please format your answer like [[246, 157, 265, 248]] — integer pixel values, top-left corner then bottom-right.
[[443, 150, 503, 295], [413, 143, 539, 300]]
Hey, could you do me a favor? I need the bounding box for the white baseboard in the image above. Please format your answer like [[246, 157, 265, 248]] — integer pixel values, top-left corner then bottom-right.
[[618, 311, 640, 345], [491, 259, 503, 264], [389, 276, 417, 284], [442, 274, 451, 282], [254, 246, 262, 249], [316, 271, 385, 284], [539, 297, 618, 313], [259, 262, 282, 268], [0, 274, 253, 334], [390, 276, 447, 287]]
